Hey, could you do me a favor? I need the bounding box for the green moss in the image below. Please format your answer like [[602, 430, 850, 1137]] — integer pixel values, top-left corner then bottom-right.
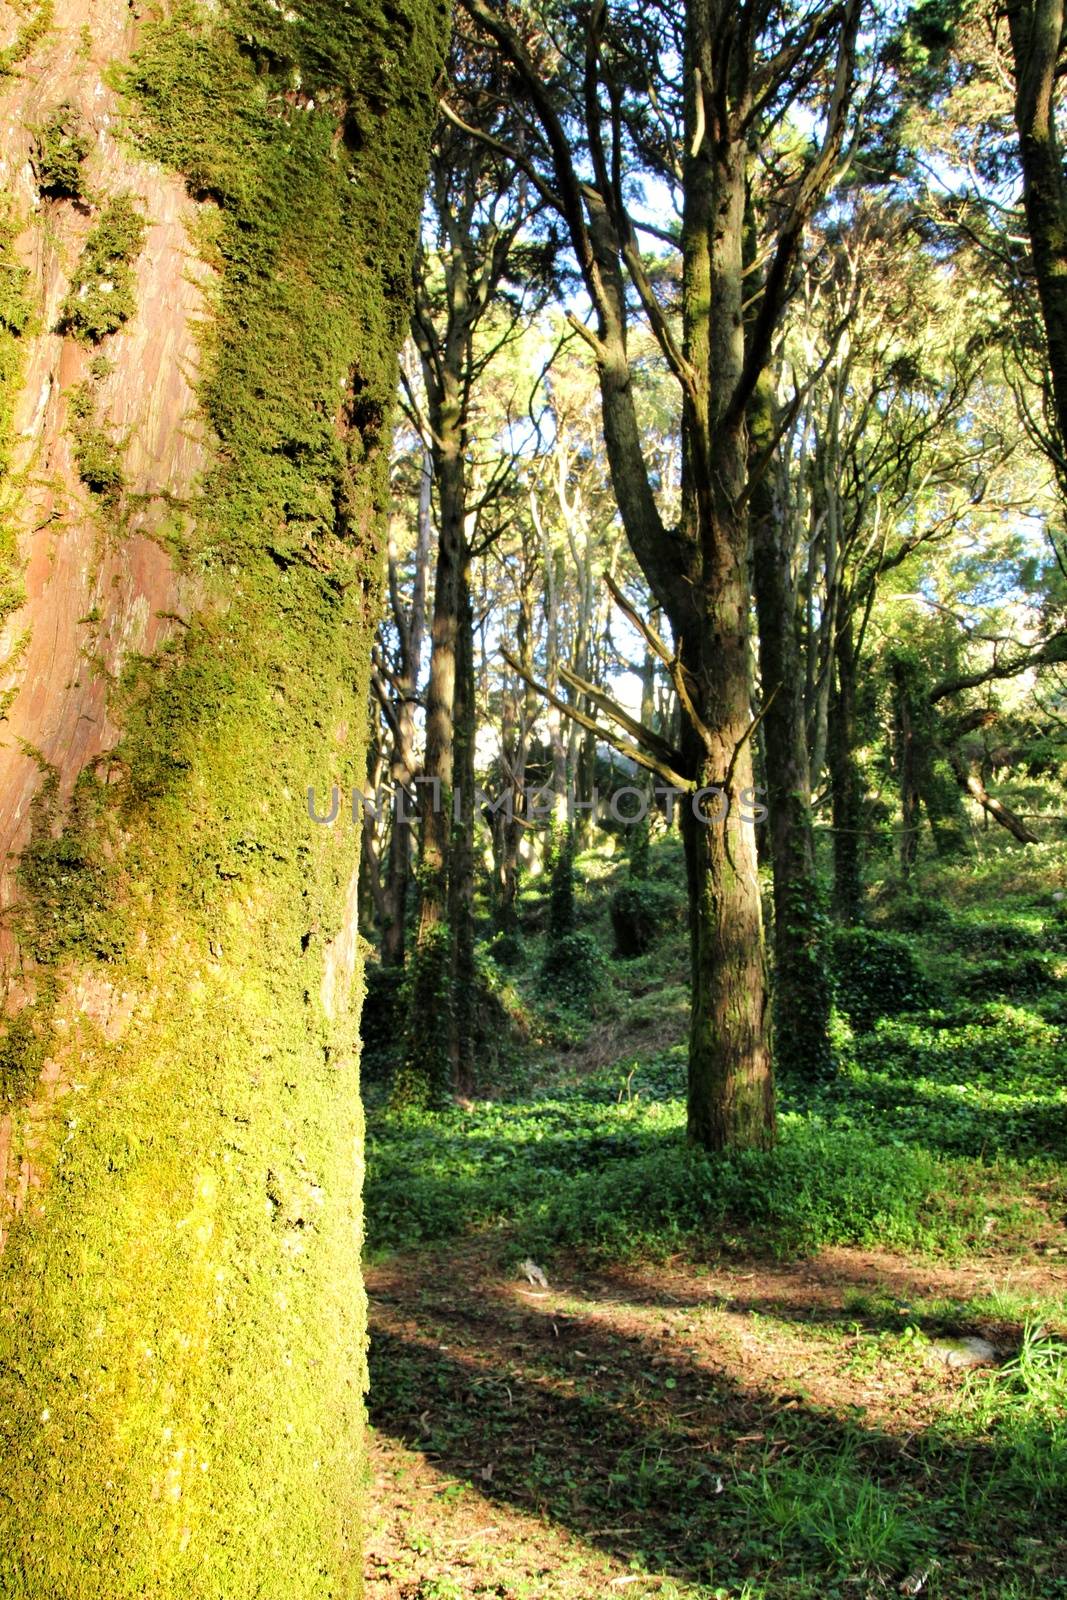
[[0, 0, 448, 1592], [33, 103, 91, 198], [0, 202, 32, 631], [60, 194, 146, 343], [0, 0, 53, 76], [15, 761, 128, 967], [65, 381, 125, 500], [0, 992, 55, 1106], [121, 0, 448, 566]]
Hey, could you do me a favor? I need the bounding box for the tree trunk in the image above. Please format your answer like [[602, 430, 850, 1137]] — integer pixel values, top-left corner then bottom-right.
[[678, 559, 775, 1150], [382, 451, 431, 966], [460, 0, 859, 1150], [830, 620, 864, 922], [449, 559, 477, 1090], [395, 442, 462, 1107], [1008, 0, 1067, 448], [949, 753, 1041, 843], [892, 659, 922, 879], [0, 0, 444, 1590], [750, 377, 833, 1081]]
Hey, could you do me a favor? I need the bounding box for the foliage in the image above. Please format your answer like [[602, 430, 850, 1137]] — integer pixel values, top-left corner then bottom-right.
[[773, 879, 835, 1081], [539, 928, 607, 1005], [393, 921, 455, 1109], [34, 104, 91, 197], [609, 878, 677, 958], [60, 195, 146, 342], [0, 0, 52, 76], [546, 825, 577, 941], [0, 203, 32, 638], [65, 382, 124, 500], [486, 929, 524, 967], [831, 925, 932, 1032], [360, 958, 407, 1082]]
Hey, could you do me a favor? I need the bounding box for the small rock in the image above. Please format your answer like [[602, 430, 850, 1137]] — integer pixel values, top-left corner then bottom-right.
[[924, 1335, 997, 1369]]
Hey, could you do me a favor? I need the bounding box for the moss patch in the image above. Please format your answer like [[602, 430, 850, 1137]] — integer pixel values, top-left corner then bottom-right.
[[60, 194, 146, 343], [0, 202, 32, 632], [33, 102, 91, 198], [66, 381, 125, 500]]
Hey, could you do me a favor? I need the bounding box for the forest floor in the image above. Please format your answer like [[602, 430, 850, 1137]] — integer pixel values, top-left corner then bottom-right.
[[361, 835, 1067, 1599], [363, 1240, 1066, 1600]]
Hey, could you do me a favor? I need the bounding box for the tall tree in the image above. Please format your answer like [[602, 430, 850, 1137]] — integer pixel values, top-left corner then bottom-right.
[[0, 0, 445, 1587], [461, 0, 862, 1146]]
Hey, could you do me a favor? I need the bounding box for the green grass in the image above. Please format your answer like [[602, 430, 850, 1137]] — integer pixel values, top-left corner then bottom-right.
[[364, 1061, 1054, 1263]]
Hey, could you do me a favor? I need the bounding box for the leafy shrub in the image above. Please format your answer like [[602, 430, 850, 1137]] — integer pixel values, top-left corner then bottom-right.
[[539, 929, 606, 1004], [487, 930, 524, 968], [546, 827, 576, 940], [830, 925, 930, 1032], [963, 953, 1055, 1001], [66, 383, 124, 500], [882, 897, 954, 934], [469, 948, 530, 1077], [609, 879, 677, 957]]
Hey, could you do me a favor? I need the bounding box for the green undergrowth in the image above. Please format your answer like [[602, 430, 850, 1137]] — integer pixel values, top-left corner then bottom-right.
[[365, 836, 1067, 1270], [364, 1044, 1053, 1264], [0, 0, 446, 1592]]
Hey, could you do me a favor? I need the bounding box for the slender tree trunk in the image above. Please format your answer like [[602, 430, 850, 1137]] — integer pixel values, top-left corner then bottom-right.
[[891, 657, 924, 878], [750, 377, 833, 1080], [395, 442, 463, 1107], [679, 555, 775, 1150], [830, 620, 864, 921], [673, 86, 774, 1148], [382, 451, 431, 966], [949, 753, 1041, 843], [461, 0, 858, 1150], [449, 559, 477, 1090], [0, 0, 444, 1587], [498, 572, 537, 929]]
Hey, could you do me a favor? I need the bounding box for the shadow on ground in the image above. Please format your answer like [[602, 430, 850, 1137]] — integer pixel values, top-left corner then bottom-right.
[[367, 1241, 1067, 1599]]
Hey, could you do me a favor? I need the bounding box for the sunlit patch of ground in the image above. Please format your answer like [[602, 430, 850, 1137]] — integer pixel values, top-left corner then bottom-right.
[[365, 1240, 1067, 1600]]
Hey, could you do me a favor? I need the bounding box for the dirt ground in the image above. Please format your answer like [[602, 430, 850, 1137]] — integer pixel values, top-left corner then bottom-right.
[[364, 1240, 1067, 1599]]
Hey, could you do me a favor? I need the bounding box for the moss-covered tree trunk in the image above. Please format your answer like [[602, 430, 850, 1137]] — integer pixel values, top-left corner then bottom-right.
[[0, 0, 446, 1592]]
